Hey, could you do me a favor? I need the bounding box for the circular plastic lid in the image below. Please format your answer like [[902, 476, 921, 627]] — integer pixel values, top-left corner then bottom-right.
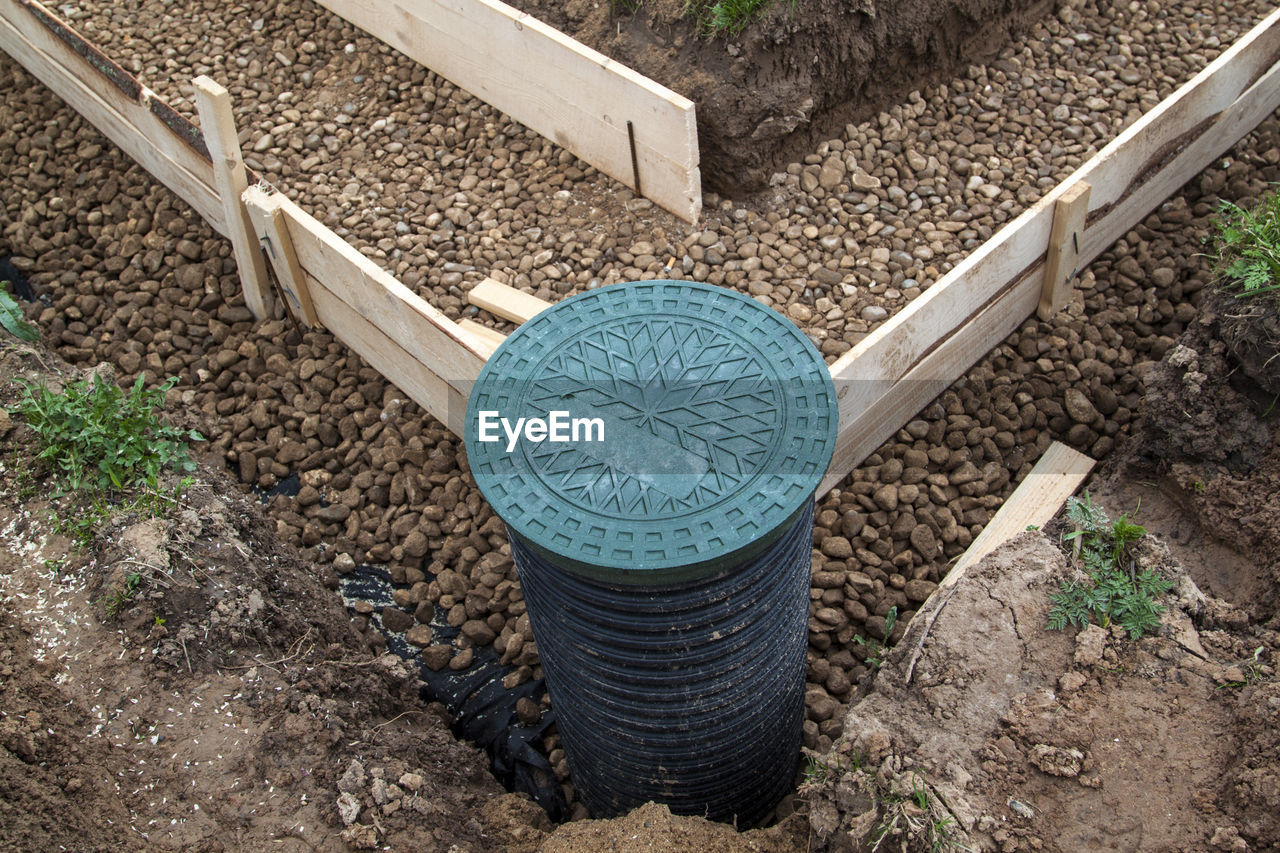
[[465, 280, 836, 583]]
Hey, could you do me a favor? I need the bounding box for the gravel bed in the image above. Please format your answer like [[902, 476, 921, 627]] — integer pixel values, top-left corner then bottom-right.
[[4, 0, 1280, 817], [60, 0, 1273, 360]]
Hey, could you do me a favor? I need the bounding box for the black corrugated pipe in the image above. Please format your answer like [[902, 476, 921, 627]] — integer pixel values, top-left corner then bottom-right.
[[510, 501, 813, 824], [465, 280, 837, 826]]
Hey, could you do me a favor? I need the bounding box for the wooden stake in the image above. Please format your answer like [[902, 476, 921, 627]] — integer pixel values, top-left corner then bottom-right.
[[948, 441, 1095, 580], [467, 278, 553, 325], [241, 190, 318, 327], [1038, 181, 1091, 321], [192, 75, 273, 321]]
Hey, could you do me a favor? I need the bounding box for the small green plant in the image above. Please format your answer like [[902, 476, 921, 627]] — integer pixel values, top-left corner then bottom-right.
[[870, 772, 969, 853], [1216, 646, 1268, 690], [99, 571, 143, 618], [0, 280, 38, 342], [17, 373, 201, 494], [686, 0, 787, 37], [801, 750, 969, 852], [1208, 193, 1280, 303], [854, 605, 898, 669], [1047, 493, 1175, 639], [803, 751, 841, 786]]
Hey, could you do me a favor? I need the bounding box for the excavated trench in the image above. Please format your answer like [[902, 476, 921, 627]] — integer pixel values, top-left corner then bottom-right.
[[2, 0, 1280, 828]]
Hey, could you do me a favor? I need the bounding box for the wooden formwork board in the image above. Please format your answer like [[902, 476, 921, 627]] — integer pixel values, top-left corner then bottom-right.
[[0, 0, 223, 232], [242, 186, 486, 436], [817, 5, 1280, 495], [6, 0, 1280, 502], [947, 441, 1094, 580], [312, 0, 701, 223], [0, 0, 487, 436]]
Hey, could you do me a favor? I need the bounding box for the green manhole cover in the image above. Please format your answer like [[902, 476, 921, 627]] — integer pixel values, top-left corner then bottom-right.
[[465, 280, 836, 583]]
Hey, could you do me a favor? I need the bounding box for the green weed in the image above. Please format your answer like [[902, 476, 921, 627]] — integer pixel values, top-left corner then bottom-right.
[[803, 751, 844, 786], [1047, 493, 1174, 639], [9, 448, 37, 501], [1209, 192, 1280, 304], [870, 772, 971, 853], [0, 280, 38, 342], [98, 571, 143, 618], [17, 373, 201, 494], [854, 605, 897, 669], [1216, 646, 1268, 690]]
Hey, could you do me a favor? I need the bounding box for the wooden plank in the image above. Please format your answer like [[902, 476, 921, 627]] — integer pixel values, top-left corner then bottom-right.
[[947, 441, 1095, 580], [242, 192, 320, 327], [0, 0, 224, 232], [265, 207, 319, 326], [1038, 181, 1091, 321], [192, 75, 274, 321], [822, 6, 1280, 493], [818, 266, 1043, 495], [300, 267, 469, 435], [457, 318, 506, 358], [242, 186, 485, 420], [311, 0, 700, 222], [467, 277, 553, 325]]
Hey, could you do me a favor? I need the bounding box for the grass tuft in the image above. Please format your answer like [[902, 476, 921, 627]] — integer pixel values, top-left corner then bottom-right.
[[685, 0, 785, 38], [1209, 190, 1280, 304]]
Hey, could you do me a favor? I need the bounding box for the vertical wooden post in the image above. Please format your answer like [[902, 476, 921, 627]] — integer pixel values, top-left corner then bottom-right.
[[1038, 181, 1092, 321], [241, 187, 318, 328], [192, 75, 274, 320]]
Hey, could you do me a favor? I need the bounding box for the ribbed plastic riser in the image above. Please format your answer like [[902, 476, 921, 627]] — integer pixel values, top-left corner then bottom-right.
[[515, 502, 813, 826]]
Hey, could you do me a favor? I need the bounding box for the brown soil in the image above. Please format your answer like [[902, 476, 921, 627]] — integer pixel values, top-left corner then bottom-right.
[[514, 0, 1057, 192], [0, 338, 801, 850], [1212, 288, 1280, 397], [804, 528, 1280, 852], [0, 344, 526, 851], [802, 274, 1280, 851]]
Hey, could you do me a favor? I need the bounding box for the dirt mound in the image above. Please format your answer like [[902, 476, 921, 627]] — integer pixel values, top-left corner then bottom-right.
[[803, 252, 1280, 851], [518, 0, 1058, 192], [1137, 305, 1271, 470], [0, 342, 520, 850], [802, 532, 1279, 852], [1212, 287, 1280, 397]]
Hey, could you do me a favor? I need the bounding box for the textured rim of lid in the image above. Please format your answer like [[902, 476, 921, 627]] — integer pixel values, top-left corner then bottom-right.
[[465, 280, 836, 583]]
